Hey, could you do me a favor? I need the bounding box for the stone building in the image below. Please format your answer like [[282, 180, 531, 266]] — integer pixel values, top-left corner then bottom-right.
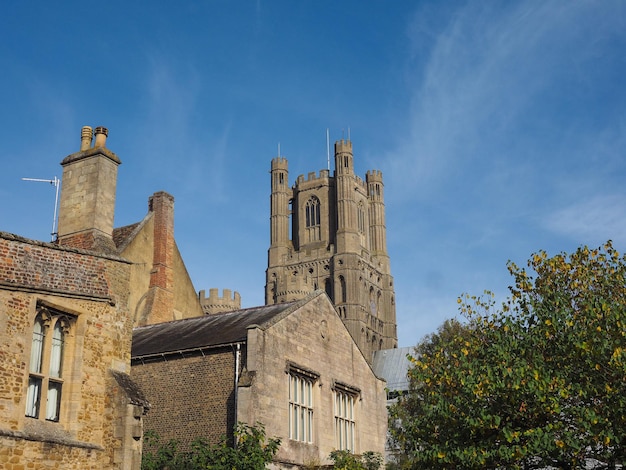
[[266, 140, 397, 362], [112, 191, 205, 326], [1, 125, 392, 468], [0, 127, 150, 469], [131, 291, 387, 468]]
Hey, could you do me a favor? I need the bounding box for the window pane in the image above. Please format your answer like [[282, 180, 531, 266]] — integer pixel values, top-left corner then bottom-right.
[[46, 381, 62, 421], [289, 373, 314, 442], [335, 391, 356, 451], [49, 321, 64, 378], [25, 377, 42, 418], [30, 319, 44, 374], [348, 396, 353, 419], [349, 422, 354, 451], [289, 375, 293, 401], [293, 377, 298, 402], [306, 381, 311, 406]]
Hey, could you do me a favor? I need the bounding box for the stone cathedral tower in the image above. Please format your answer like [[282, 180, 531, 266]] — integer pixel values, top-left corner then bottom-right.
[[266, 139, 397, 361]]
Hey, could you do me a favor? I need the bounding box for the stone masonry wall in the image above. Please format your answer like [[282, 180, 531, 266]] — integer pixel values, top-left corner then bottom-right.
[[0, 232, 134, 469], [238, 293, 388, 468]]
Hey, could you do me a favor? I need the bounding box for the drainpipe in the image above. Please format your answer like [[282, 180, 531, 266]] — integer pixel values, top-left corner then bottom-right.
[[234, 343, 241, 425]]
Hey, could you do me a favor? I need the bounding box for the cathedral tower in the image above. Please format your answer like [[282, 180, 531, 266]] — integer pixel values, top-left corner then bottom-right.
[[266, 140, 397, 361]]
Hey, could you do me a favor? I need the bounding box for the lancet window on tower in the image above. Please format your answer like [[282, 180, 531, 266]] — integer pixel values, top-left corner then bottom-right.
[[369, 287, 377, 316], [339, 276, 347, 304], [305, 196, 321, 242], [357, 203, 364, 233]]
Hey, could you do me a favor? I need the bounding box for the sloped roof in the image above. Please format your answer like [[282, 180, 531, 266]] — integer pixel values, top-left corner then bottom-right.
[[132, 299, 306, 358], [112, 222, 141, 249], [110, 370, 151, 410], [372, 346, 413, 392]]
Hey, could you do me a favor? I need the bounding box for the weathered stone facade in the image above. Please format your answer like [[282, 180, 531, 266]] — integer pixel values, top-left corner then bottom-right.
[[0, 232, 147, 469], [240, 292, 388, 468], [57, 127, 120, 255], [266, 140, 398, 362], [0, 126, 152, 469]]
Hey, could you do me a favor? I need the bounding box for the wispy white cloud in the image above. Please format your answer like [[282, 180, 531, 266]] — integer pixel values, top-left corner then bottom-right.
[[141, 55, 201, 153], [123, 54, 235, 201], [387, 1, 626, 342], [544, 194, 626, 246], [388, 1, 625, 201]]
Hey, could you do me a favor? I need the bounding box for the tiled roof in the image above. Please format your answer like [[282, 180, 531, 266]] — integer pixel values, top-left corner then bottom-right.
[[132, 301, 299, 358], [112, 222, 141, 249]]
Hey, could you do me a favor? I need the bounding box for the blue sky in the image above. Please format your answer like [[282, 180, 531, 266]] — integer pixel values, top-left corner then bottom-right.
[[1, 1, 625, 347]]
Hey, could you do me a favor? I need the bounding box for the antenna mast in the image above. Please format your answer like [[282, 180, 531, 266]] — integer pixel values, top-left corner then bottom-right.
[[21, 176, 60, 242], [326, 128, 330, 170]]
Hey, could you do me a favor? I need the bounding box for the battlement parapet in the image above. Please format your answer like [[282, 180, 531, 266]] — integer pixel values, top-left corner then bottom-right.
[[334, 139, 353, 154], [271, 157, 288, 169], [366, 170, 383, 181], [355, 176, 366, 190], [199, 288, 242, 315], [295, 168, 332, 186]]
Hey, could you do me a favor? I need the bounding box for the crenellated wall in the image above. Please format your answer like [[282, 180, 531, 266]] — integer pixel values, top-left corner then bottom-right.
[[199, 288, 241, 314]]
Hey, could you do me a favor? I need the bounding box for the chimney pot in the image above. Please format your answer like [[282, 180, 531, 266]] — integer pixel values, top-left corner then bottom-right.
[[94, 126, 109, 148], [80, 126, 93, 151]]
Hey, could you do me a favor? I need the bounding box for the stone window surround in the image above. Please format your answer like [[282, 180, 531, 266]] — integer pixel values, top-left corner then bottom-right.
[[332, 380, 360, 452], [25, 303, 76, 424], [286, 361, 319, 444]]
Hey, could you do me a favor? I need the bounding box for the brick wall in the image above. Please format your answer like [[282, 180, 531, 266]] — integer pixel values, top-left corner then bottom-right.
[[131, 347, 237, 451], [0, 233, 115, 299]]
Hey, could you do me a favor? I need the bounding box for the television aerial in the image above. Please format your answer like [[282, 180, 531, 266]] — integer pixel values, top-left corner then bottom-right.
[[21, 176, 60, 242]]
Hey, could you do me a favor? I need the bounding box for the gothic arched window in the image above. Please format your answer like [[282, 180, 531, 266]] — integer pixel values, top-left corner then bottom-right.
[[325, 278, 333, 301], [369, 287, 377, 316], [26, 307, 71, 422], [339, 275, 347, 304], [305, 197, 321, 242], [357, 202, 366, 234]]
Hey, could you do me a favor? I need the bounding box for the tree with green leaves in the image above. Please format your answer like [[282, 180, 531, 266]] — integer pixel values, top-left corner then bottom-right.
[[141, 422, 280, 470], [390, 241, 626, 469], [328, 450, 383, 469]]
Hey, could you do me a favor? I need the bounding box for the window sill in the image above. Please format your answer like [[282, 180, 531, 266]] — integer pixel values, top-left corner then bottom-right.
[[1, 424, 103, 450]]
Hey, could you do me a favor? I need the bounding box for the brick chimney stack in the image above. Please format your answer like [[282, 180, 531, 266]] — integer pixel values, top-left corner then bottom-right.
[[139, 192, 176, 325], [57, 126, 120, 253]]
